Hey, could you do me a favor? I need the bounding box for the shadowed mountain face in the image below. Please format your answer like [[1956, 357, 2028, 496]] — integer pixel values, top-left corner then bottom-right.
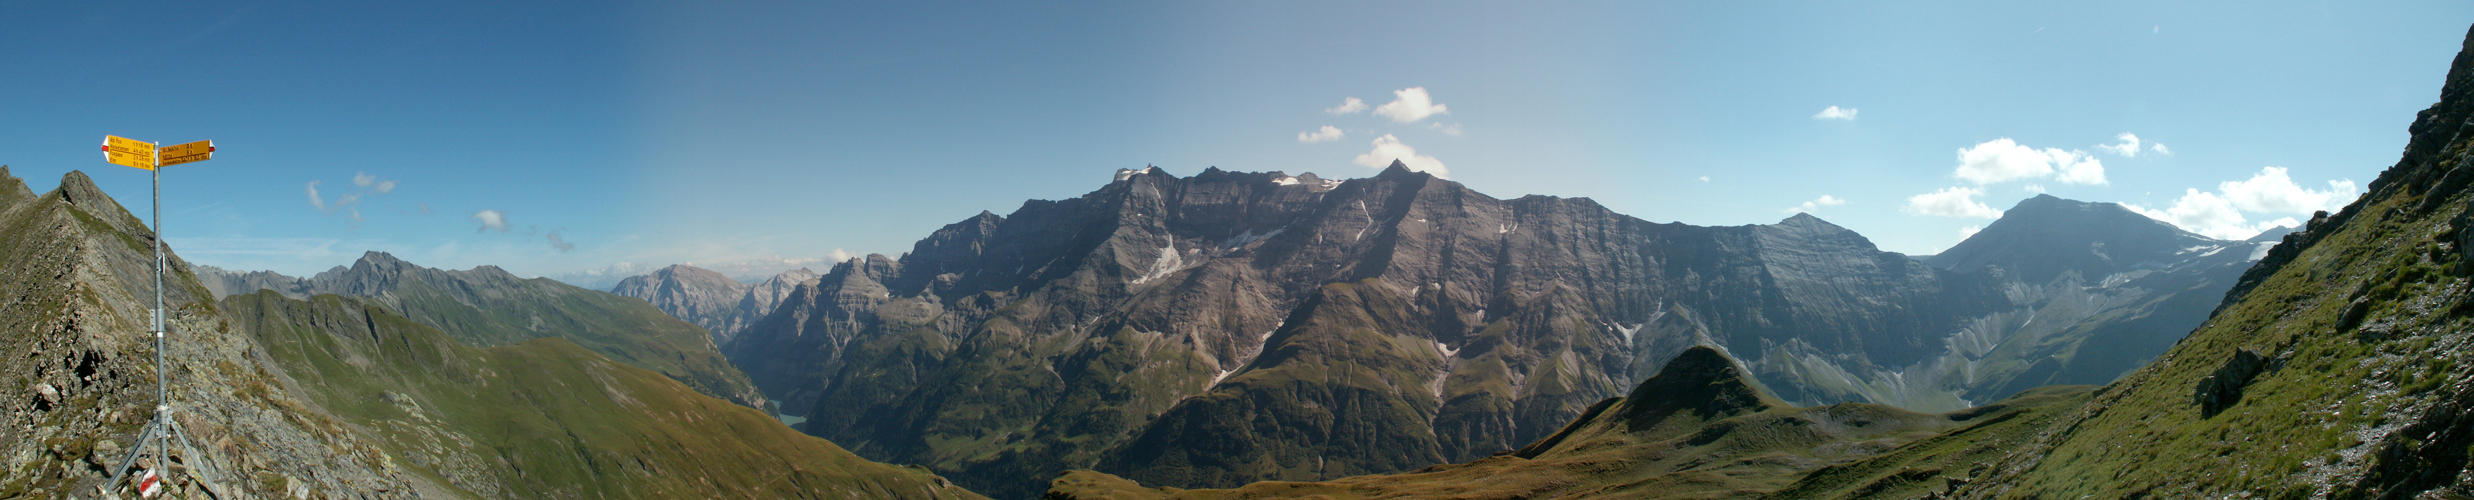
[[722, 163, 2261, 496], [194, 252, 766, 408], [1045, 346, 2098, 500]]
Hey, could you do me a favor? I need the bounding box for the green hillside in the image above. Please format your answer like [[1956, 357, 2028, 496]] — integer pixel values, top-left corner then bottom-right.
[[225, 290, 984, 499]]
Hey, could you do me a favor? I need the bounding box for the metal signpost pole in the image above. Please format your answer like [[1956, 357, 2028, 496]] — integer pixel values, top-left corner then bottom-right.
[[97, 136, 222, 499]]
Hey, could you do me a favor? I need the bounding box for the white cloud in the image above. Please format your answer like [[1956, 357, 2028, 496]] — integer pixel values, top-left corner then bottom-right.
[[1812, 106, 1859, 120], [2151, 143, 2172, 155], [1785, 195, 1849, 214], [2218, 166, 2358, 214], [827, 248, 858, 263], [305, 181, 325, 210], [2097, 133, 2143, 157], [1903, 186, 2002, 218], [2024, 184, 2046, 193], [2125, 167, 2356, 240], [1698, 175, 1711, 182], [546, 231, 574, 253], [1429, 122, 1463, 136], [1958, 225, 1983, 241], [1352, 134, 1450, 179], [1325, 97, 1367, 115], [471, 210, 510, 232], [1372, 87, 1449, 123], [352, 172, 397, 193], [1954, 138, 2106, 185], [2126, 189, 2264, 239], [2053, 150, 2106, 185], [1298, 125, 1345, 143]]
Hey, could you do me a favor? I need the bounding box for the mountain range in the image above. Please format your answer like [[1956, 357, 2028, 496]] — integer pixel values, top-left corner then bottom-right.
[[197, 252, 767, 408], [692, 161, 2270, 497], [1049, 22, 2474, 499]]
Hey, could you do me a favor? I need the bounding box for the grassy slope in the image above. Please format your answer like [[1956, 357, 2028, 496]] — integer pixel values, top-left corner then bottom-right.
[[1051, 347, 2092, 500], [382, 275, 766, 408], [227, 290, 984, 499], [1765, 385, 2097, 499]]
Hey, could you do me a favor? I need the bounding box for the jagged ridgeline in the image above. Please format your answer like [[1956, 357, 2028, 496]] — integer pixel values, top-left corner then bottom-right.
[[0, 168, 983, 499], [726, 161, 2264, 496], [197, 250, 766, 409]]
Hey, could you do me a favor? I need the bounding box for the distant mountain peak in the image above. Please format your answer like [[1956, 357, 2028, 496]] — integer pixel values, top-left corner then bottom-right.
[[1778, 212, 1829, 226], [1376, 159, 1422, 179]]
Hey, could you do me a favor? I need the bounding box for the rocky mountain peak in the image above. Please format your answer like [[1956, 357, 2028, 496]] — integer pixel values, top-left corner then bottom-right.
[[1375, 159, 1427, 180], [54, 171, 138, 231]]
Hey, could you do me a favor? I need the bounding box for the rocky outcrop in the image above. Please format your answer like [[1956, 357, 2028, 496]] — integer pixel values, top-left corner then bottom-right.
[[2192, 349, 2269, 417]]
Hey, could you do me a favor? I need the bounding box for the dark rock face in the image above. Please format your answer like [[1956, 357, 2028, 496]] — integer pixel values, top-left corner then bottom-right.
[[725, 163, 2264, 496]]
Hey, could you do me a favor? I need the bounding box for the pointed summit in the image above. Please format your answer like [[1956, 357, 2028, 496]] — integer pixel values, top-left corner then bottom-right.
[[1376, 159, 1420, 178], [1618, 346, 1782, 424]]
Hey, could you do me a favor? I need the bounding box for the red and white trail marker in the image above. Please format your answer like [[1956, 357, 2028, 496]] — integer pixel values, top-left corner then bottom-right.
[[137, 468, 163, 498]]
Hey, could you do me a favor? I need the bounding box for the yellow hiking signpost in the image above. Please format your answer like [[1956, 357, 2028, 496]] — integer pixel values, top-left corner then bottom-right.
[[103, 135, 157, 169], [159, 140, 215, 167], [98, 134, 228, 499]]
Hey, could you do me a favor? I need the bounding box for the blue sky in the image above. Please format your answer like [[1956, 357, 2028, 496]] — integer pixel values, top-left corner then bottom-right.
[[4, 1, 2468, 284]]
